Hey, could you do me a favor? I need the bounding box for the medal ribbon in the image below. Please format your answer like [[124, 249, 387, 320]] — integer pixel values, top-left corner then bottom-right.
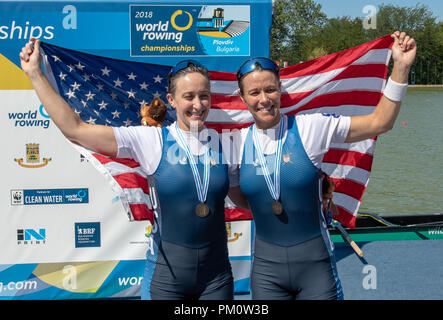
[[252, 116, 284, 201], [175, 122, 210, 203]]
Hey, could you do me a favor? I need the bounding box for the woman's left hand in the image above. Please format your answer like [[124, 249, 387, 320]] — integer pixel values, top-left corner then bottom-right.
[[391, 31, 417, 69]]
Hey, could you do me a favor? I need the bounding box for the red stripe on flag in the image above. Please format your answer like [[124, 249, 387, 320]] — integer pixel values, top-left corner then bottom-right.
[[274, 91, 315, 109], [113, 172, 149, 194], [282, 91, 383, 111], [330, 177, 366, 202], [110, 158, 142, 168], [92, 154, 141, 168], [92, 153, 114, 164], [225, 208, 253, 221], [206, 122, 253, 132], [279, 35, 393, 78], [210, 70, 237, 81], [323, 149, 374, 172], [333, 206, 356, 228], [129, 203, 153, 223], [211, 94, 246, 110], [329, 64, 388, 82]]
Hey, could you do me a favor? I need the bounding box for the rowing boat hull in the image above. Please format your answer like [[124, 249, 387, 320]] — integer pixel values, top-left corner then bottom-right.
[[330, 214, 443, 299]]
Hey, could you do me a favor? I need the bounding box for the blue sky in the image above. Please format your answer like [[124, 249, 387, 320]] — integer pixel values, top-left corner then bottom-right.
[[314, 0, 443, 22]]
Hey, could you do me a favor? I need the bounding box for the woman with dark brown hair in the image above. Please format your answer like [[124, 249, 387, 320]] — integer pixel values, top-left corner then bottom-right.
[[20, 40, 234, 300]]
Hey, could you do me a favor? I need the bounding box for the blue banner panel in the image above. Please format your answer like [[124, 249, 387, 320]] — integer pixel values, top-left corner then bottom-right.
[[0, 0, 272, 72]]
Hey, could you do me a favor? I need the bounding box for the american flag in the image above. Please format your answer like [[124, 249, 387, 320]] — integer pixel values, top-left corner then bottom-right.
[[41, 35, 393, 228]]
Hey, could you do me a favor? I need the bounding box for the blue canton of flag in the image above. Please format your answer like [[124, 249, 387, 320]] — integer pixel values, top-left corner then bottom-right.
[[40, 42, 175, 127]]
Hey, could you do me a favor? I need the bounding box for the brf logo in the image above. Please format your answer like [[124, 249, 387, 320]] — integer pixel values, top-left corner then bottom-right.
[[75, 222, 101, 248]]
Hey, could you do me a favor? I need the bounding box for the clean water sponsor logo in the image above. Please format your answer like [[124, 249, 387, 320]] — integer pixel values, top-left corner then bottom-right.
[[11, 188, 89, 206]]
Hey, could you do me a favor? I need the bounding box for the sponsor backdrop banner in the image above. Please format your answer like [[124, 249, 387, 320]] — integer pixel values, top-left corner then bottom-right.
[[0, 0, 271, 299]]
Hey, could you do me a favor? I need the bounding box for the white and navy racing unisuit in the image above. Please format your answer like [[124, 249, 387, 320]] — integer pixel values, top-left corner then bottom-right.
[[236, 113, 349, 300], [114, 123, 233, 300]]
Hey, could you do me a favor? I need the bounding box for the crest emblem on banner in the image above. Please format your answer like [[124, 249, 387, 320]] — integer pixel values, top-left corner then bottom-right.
[[14, 143, 52, 168], [226, 222, 242, 243]]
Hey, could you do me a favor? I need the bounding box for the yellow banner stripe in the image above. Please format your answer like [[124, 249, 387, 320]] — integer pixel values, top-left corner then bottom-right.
[[0, 53, 34, 90]]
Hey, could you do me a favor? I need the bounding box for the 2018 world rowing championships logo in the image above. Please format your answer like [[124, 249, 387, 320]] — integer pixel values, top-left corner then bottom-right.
[[130, 5, 250, 56]]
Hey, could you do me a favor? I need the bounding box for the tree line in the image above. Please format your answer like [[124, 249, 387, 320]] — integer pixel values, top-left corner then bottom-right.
[[270, 0, 443, 84]]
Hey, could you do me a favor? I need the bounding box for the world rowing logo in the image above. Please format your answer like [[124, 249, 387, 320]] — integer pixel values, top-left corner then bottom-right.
[[8, 104, 51, 129]]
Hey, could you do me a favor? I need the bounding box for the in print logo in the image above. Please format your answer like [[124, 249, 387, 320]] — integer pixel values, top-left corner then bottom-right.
[[17, 228, 46, 245]]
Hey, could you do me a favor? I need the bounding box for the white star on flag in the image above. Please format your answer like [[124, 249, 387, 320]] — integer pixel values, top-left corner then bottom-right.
[[111, 110, 121, 119], [153, 75, 163, 83], [127, 89, 136, 99], [71, 82, 81, 91], [128, 72, 137, 80], [114, 78, 123, 87], [101, 66, 111, 76]]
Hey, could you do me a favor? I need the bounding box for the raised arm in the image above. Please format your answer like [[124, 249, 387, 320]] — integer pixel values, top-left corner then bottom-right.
[[345, 31, 416, 143], [20, 39, 118, 157]]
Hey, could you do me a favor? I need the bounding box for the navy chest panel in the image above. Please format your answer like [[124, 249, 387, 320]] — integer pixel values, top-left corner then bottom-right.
[[239, 117, 323, 246], [153, 128, 229, 248]]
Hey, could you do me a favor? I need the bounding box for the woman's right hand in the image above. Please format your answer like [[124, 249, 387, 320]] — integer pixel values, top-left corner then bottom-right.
[[19, 38, 42, 78]]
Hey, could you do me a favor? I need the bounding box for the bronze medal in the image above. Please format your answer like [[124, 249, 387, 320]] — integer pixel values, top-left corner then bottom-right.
[[196, 202, 210, 218], [272, 200, 283, 215]]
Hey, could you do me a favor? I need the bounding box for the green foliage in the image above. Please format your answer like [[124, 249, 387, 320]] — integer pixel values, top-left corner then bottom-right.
[[270, 0, 327, 65], [270, 1, 443, 84]]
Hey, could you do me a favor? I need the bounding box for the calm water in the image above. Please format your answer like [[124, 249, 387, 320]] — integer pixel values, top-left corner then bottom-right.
[[359, 87, 443, 216]]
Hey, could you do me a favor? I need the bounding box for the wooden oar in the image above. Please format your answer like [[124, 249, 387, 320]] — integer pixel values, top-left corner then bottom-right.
[[332, 220, 364, 258]]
